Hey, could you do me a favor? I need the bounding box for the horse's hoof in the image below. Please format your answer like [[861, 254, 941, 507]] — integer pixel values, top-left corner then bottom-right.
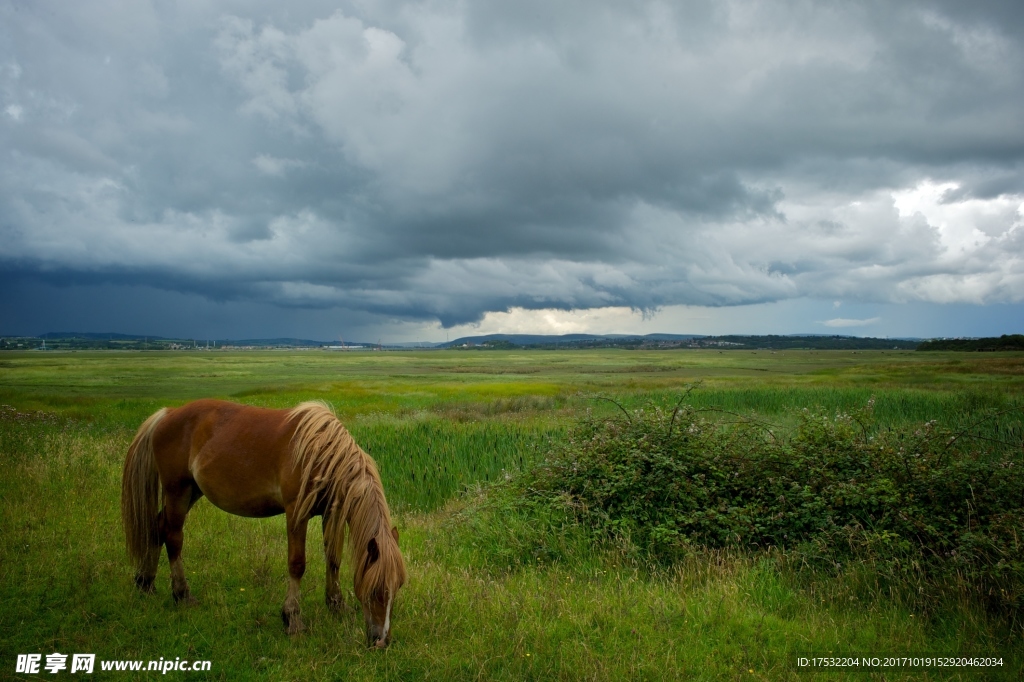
[[173, 592, 197, 606], [134, 575, 156, 594], [282, 611, 305, 635], [326, 594, 348, 613]]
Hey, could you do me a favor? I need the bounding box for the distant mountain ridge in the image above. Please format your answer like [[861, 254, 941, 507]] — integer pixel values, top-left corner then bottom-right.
[[442, 333, 921, 350], [2, 331, 928, 351], [35, 332, 380, 346], [444, 333, 700, 347], [37, 333, 339, 346], [3, 333, 374, 350]]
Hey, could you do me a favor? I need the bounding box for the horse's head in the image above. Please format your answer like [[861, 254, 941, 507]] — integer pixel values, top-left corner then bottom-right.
[[357, 525, 406, 648]]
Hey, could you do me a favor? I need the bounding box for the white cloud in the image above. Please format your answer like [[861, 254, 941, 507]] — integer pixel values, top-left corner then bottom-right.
[[821, 317, 882, 328], [252, 155, 306, 176]]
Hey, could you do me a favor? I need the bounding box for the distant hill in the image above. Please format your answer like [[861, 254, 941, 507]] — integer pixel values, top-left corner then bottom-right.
[[222, 338, 334, 347], [2, 333, 374, 351], [696, 335, 920, 350], [444, 333, 699, 347], [917, 335, 1024, 352], [0, 331, 933, 352], [40, 331, 157, 341], [39, 332, 338, 346], [442, 333, 920, 350]]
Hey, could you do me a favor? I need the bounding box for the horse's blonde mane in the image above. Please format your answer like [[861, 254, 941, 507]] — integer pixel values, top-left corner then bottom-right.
[[288, 401, 406, 603]]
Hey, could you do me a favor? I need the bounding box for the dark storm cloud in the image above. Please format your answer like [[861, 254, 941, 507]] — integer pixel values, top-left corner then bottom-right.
[[1, 0, 1022, 330]]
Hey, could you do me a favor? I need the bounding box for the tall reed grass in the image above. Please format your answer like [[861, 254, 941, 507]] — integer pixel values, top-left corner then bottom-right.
[[351, 419, 560, 511]]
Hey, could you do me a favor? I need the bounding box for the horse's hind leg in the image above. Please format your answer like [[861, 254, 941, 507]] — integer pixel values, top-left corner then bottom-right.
[[282, 508, 308, 635], [163, 485, 197, 604]]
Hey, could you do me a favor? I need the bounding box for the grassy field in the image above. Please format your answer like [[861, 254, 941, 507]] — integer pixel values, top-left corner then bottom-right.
[[1, 349, 1023, 680]]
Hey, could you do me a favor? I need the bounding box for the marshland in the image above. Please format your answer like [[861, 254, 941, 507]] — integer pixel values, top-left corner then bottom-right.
[[1, 349, 1022, 680]]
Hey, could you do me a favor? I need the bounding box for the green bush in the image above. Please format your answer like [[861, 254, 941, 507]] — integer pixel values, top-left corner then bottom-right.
[[481, 399, 1024, 615]]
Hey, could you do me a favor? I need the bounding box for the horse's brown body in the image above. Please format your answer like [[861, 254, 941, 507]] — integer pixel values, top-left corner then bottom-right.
[[155, 400, 298, 519], [122, 399, 406, 645]]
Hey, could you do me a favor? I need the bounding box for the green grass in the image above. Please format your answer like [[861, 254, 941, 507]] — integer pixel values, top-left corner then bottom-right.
[[2, 349, 1023, 680], [353, 418, 556, 512]]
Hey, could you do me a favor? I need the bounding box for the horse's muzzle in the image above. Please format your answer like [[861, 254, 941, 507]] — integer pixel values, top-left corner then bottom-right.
[[367, 628, 391, 649]]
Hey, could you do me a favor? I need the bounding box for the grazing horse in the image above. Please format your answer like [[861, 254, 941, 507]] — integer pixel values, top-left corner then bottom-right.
[[121, 399, 407, 647]]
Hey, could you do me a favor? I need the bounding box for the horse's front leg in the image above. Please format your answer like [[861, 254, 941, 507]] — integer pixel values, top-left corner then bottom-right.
[[323, 515, 347, 613], [282, 508, 308, 635]]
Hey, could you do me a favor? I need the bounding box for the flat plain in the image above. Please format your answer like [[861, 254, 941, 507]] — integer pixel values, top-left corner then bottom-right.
[[1, 349, 1022, 680]]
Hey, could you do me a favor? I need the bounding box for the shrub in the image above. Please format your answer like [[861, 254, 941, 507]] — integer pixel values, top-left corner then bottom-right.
[[482, 399, 1024, 616]]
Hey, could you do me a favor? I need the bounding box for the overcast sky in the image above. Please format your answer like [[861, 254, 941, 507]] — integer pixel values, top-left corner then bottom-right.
[[2, 0, 1022, 342]]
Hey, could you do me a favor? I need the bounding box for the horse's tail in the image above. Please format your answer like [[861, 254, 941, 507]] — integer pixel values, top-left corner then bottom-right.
[[121, 408, 168, 576]]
